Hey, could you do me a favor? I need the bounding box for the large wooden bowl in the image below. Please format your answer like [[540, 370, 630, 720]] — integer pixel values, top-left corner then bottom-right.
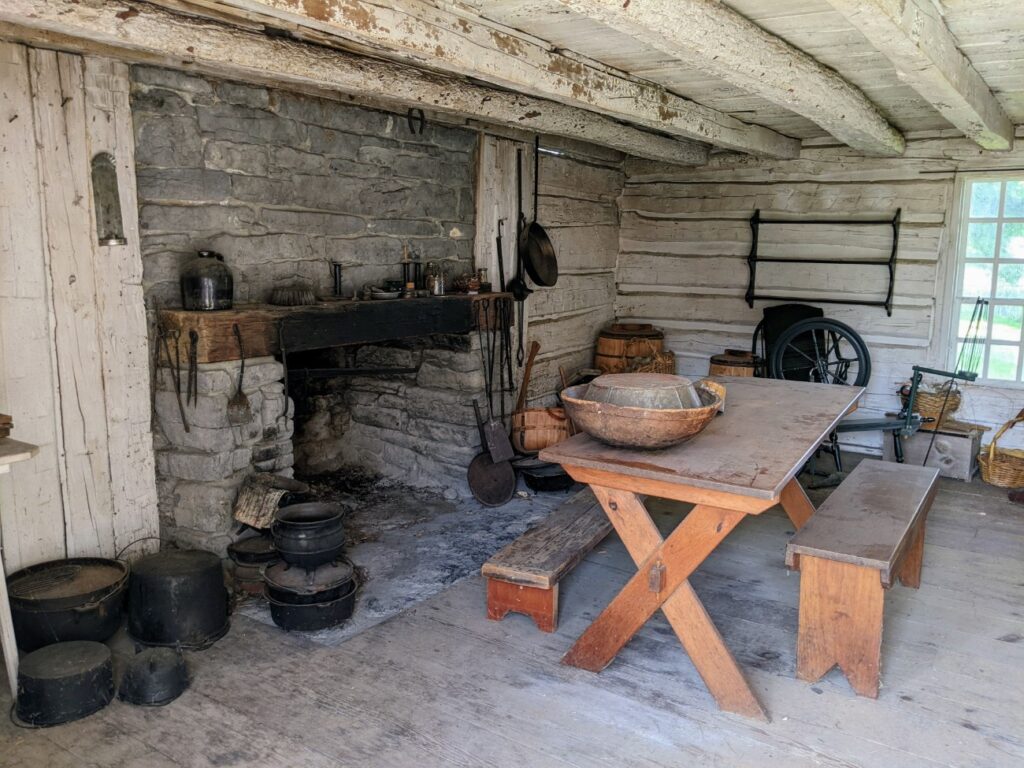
[[561, 379, 725, 450]]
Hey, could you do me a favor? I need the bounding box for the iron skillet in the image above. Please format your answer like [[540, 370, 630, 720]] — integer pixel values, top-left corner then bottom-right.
[[518, 137, 558, 288]]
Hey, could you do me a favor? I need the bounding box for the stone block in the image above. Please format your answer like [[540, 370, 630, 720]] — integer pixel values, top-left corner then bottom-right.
[[352, 405, 408, 432], [136, 168, 232, 203], [197, 102, 307, 146], [416, 361, 485, 391], [173, 477, 245, 533], [139, 203, 258, 235], [132, 66, 214, 98], [259, 208, 365, 237], [421, 347, 482, 374], [155, 365, 234, 396], [157, 447, 251, 482], [203, 140, 270, 176], [214, 81, 270, 109], [155, 390, 234, 431], [134, 114, 202, 168], [131, 87, 194, 117]]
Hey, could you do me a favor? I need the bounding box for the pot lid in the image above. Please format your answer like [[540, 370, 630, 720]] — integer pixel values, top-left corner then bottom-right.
[[274, 502, 344, 526], [263, 559, 354, 595], [584, 373, 705, 410], [227, 535, 277, 565], [601, 323, 664, 340], [7, 558, 127, 610], [132, 549, 221, 579], [20, 640, 111, 681]]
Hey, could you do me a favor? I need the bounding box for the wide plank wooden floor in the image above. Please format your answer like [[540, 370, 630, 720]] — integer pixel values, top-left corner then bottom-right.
[[2, 472, 1022, 767]]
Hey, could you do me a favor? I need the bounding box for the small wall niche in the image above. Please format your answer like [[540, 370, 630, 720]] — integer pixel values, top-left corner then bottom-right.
[[91, 152, 127, 246]]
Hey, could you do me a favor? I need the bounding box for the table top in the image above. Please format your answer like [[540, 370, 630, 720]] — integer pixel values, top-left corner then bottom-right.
[[541, 377, 863, 501]]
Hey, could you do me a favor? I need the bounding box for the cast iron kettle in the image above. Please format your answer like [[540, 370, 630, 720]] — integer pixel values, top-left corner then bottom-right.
[[181, 250, 234, 311]]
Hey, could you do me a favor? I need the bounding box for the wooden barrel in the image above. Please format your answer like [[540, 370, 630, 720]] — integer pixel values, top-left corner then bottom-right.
[[708, 349, 761, 377], [595, 324, 664, 373]]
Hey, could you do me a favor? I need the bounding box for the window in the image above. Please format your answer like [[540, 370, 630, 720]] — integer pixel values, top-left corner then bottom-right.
[[953, 177, 1024, 383]]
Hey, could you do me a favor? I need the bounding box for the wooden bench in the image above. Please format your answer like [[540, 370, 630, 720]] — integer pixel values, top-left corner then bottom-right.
[[786, 459, 939, 698], [482, 490, 612, 632]]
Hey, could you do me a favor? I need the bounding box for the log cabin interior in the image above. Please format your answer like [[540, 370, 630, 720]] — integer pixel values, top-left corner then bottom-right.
[[0, 1, 1022, 765]]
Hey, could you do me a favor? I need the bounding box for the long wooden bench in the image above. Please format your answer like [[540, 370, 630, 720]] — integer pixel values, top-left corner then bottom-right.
[[482, 490, 612, 632], [786, 459, 939, 698]]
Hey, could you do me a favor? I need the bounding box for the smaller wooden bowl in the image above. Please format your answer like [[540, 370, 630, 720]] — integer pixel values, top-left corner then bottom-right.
[[561, 379, 725, 450]]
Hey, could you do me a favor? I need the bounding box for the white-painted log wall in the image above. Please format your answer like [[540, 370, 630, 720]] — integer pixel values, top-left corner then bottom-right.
[[475, 134, 621, 405], [0, 42, 158, 574], [617, 132, 1024, 453]]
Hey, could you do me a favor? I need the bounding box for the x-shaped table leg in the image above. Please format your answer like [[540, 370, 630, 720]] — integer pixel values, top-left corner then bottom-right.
[[562, 486, 767, 720]]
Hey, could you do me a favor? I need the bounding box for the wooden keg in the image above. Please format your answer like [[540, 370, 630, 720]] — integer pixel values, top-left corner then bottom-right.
[[595, 323, 664, 373], [708, 349, 761, 377]]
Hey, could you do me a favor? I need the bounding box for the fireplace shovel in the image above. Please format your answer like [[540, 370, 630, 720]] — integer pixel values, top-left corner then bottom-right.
[[227, 323, 254, 426], [468, 399, 515, 507]]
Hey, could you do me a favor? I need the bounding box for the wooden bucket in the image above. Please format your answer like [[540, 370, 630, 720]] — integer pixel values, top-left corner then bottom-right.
[[595, 324, 665, 373], [708, 349, 760, 378], [511, 407, 570, 454]]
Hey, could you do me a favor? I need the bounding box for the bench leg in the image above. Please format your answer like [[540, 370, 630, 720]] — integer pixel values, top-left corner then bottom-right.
[[797, 556, 885, 698], [486, 578, 559, 633], [896, 519, 926, 589]]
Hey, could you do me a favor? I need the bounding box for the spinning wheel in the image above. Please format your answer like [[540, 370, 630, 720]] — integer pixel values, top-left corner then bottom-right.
[[767, 318, 871, 388]]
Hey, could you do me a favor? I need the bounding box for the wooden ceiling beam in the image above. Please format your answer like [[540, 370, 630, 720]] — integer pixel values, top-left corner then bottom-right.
[[549, 0, 905, 157], [824, 0, 1014, 150], [0, 0, 710, 165], [170, 0, 801, 158]]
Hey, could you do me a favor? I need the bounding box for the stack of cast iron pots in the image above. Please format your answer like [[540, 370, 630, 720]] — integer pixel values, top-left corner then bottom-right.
[[264, 502, 357, 631]]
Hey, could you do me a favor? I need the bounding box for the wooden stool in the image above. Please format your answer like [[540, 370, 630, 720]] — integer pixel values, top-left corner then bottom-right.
[[786, 460, 939, 697], [482, 491, 611, 633]]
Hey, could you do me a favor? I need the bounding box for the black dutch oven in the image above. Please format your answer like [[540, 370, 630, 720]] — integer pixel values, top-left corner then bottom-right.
[[16, 641, 114, 727], [128, 549, 229, 649], [6, 557, 129, 652], [118, 648, 189, 707], [271, 503, 345, 570], [262, 559, 357, 631]]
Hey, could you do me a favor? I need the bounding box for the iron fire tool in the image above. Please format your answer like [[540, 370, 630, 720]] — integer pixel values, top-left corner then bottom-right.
[[187, 330, 199, 407], [475, 299, 515, 463], [158, 326, 189, 433]]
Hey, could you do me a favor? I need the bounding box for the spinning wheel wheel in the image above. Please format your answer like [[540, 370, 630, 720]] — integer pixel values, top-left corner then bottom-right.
[[768, 318, 871, 388]]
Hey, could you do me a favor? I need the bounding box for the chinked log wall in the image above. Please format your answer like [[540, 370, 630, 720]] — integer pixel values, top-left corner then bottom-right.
[[616, 131, 1024, 452]]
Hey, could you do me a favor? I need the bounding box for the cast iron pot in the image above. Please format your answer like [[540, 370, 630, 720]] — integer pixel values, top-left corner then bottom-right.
[[128, 549, 229, 650], [7, 557, 129, 652], [16, 641, 114, 727], [262, 559, 354, 606], [271, 503, 345, 570], [521, 464, 575, 493], [118, 648, 189, 707], [266, 581, 357, 632]]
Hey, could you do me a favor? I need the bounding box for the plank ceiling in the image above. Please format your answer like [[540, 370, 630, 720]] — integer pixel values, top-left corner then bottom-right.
[[468, 0, 1024, 141]]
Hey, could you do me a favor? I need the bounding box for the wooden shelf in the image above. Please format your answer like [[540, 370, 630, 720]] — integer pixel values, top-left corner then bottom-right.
[[0, 438, 39, 474], [158, 294, 513, 364]]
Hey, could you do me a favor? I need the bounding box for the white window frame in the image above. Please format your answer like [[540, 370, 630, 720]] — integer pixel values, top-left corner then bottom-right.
[[947, 172, 1024, 388]]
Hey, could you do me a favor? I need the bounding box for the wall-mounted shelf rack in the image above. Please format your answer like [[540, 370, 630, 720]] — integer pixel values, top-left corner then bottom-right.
[[745, 208, 901, 316]]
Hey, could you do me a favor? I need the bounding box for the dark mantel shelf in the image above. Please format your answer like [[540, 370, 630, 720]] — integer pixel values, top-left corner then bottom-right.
[[158, 293, 512, 364]]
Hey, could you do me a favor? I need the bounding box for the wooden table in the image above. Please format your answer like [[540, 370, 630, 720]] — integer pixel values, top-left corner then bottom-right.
[[540, 377, 863, 720]]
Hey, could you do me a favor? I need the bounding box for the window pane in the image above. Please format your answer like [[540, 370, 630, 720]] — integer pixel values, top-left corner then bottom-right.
[[1000, 222, 1024, 259], [991, 305, 1023, 341], [996, 263, 1024, 299], [987, 345, 1019, 381], [961, 262, 993, 295], [956, 341, 983, 376], [958, 301, 989, 338], [966, 222, 997, 258], [1006, 181, 1024, 217], [970, 181, 1001, 217]]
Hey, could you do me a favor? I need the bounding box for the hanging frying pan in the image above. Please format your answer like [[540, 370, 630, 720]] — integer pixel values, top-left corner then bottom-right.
[[518, 136, 558, 288], [507, 148, 533, 302]]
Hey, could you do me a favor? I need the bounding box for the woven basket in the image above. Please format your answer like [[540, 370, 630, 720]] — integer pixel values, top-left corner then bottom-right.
[[511, 407, 570, 454], [978, 409, 1024, 488], [596, 338, 676, 375], [900, 385, 961, 426]]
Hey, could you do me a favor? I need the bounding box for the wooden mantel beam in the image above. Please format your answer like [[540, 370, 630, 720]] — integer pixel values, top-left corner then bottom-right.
[[824, 0, 1014, 150], [550, 0, 905, 157], [0, 0, 710, 165], [172, 0, 801, 158]]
